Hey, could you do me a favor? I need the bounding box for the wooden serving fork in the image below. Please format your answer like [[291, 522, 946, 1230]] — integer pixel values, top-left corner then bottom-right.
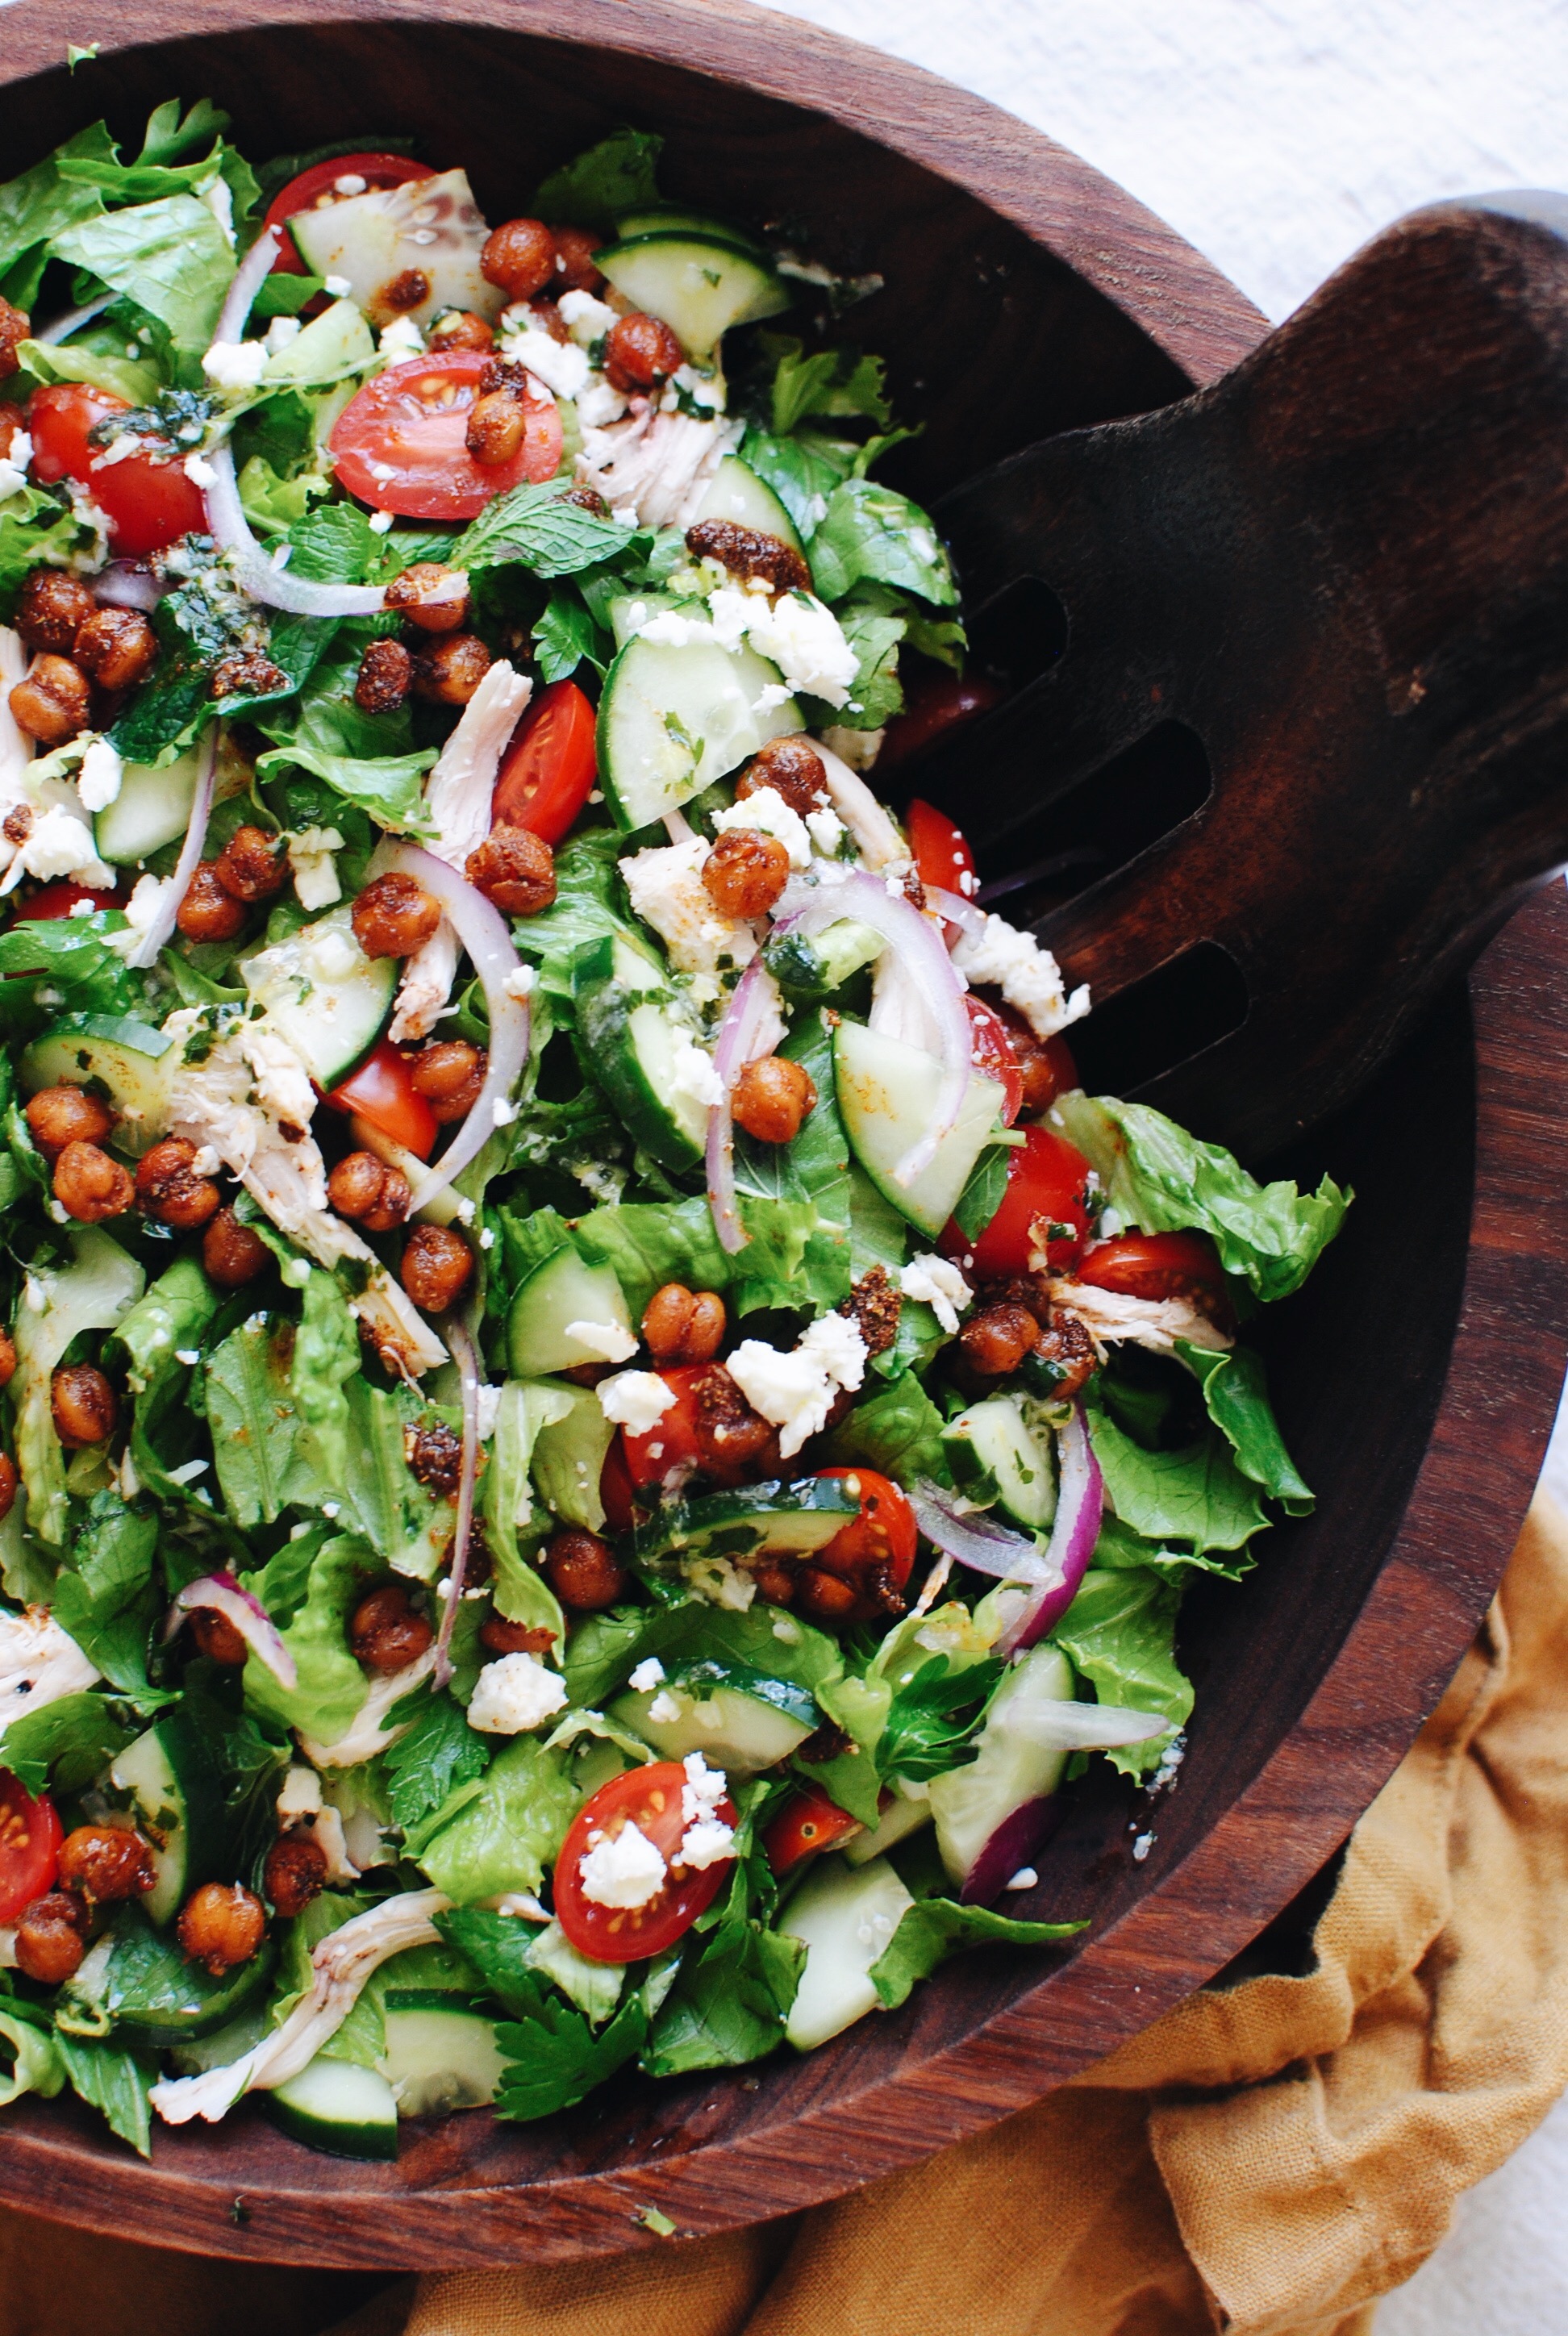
[[912, 195, 1568, 1160]]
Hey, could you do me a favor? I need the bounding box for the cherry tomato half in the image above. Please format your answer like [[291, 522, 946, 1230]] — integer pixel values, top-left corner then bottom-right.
[[940, 1122, 1095, 1279], [599, 1433, 640, 1534], [965, 995, 1024, 1127], [28, 383, 207, 558], [619, 1365, 704, 1493], [763, 1782, 864, 1875], [878, 670, 1005, 774], [264, 152, 434, 274], [811, 1466, 917, 1621], [906, 797, 978, 907], [491, 679, 599, 844], [554, 1760, 737, 1964], [14, 880, 121, 920], [323, 1037, 438, 1160], [1078, 1229, 1229, 1307], [0, 1771, 62, 1925], [330, 351, 562, 521]]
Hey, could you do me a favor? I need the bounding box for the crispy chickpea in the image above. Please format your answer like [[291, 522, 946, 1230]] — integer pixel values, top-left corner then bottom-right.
[[73, 606, 157, 692], [737, 736, 830, 816], [481, 216, 557, 301], [410, 1041, 486, 1125], [702, 827, 790, 919], [411, 632, 492, 706], [480, 1612, 557, 1657], [176, 862, 247, 942], [202, 1207, 268, 1289], [57, 1823, 156, 1904], [177, 1881, 266, 1977], [642, 1283, 727, 1366], [750, 1560, 798, 1607], [264, 1831, 328, 1919], [428, 309, 494, 353], [685, 519, 811, 596], [465, 825, 556, 916], [406, 1421, 463, 1493], [14, 1891, 88, 1985], [0, 1329, 15, 1389], [549, 224, 605, 294], [400, 1222, 474, 1312], [327, 1149, 411, 1233], [349, 1580, 434, 1675], [603, 311, 684, 393], [15, 567, 94, 655], [215, 824, 286, 903], [10, 654, 90, 745], [352, 871, 443, 959], [731, 1056, 816, 1145], [190, 1606, 250, 1665], [562, 483, 611, 518], [383, 561, 471, 634], [959, 1301, 1040, 1377], [53, 1140, 133, 1224], [1030, 1310, 1098, 1401], [135, 1136, 220, 1230], [25, 1084, 113, 1158], [544, 1528, 629, 1612], [0, 296, 30, 382], [52, 1363, 118, 1448], [355, 636, 412, 715], [210, 650, 288, 701], [796, 1566, 857, 1623], [690, 1364, 778, 1482], [0, 1453, 18, 1524], [465, 386, 529, 467]]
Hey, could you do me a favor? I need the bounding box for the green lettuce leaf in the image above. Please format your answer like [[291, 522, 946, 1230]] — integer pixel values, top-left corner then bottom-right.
[[1051, 1567, 1191, 1775], [254, 647, 436, 824], [0, 1690, 132, 1797], [290, 1266, 357, 1487], [482, 1380, 573, 1631], [807, 479, 957, 607], [241, 1533, 381, 1746], [0, 2005, 65, 2108], [53, 2031, 156, 2155], [205, 1316, 315, 1528], [435, 1906, 623, 2026], [822, 1369, 951, 1491], [869, 1895, 1082, 2009], [0, 124, 116, 307], [738, 424, 860, 541], [1087, 1404, 1266, 1553], [1177, 1341, 1314, 1514], [47, 1490, 161, 1697], [806, 1671, 892, 1825], [642, 1908, 802, 2075], [0, 486, 105, 624], [765, 337, 891, 436], [878, 1653, 1003, 1783], [532, 129, 664, 234], [339, 1379, 457, 1581], [108, 1256, 218, 1394], [415, 1736, 579, 1904], [52, 193, 236, 353], [563, 1595, 844, 1715]]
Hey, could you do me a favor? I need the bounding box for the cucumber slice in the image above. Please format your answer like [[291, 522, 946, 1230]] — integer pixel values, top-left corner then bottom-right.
[[842, 1783, 934, 1868], [833, 1020, 1007, 1240], [598, 632, 803, 830], [629, 1476, 860, 1576], [610, 1656, 817, 1771], [262, 297, 376, 386], [268, 2054, 400, 2160], [688, 456, 803, 551], [765, 920, 885, 1003], [239, 903, 397, 1090], [506, 1241, 633, 1379], [594, 233, 789, 360], [93, 747, 203, 865], [573, 933, 711, 1171], [615, 207, 765, 257], [381, 1996, 507, 2118], [20, 1013, 176, 1153], [288, 168, 503, 327], [928, 1643, 1074, 1892], [75, 1904, 277, 2051], [943, 1395, 1058, 1533], [781, 1854, 915, 2050], [110, 1709, 228, 1928]]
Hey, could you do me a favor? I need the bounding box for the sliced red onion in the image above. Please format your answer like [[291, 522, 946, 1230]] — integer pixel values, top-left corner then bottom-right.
[[127, 723, 219, 970], [993, 1698, 1172, 1751], [375, 840, 532, 1212], [909, 1481, 1055, 1584], [214, 223, 284, 351], [995, 1403, 1104, 1658], [705, 954, 785, 1254], [925, 883, 987, 947], [94, 563, 165, 613], [776, 867, 970, 1183], [165, 1572, 297, 1690], [961, 1796, 1065, 1908], [34, 295, 114, 347], [432, 1318, 482, 1690]]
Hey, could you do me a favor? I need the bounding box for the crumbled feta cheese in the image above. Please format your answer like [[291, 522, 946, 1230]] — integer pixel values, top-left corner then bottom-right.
[[646, 1688, 682, 1723], [805, 804, 845, 857], [575, 378, 629, 430], [502, 962, 538, 1000], [633, 607, 711, 649], [495, 318, 588, 400], [1005, 1867, 1038, 1892], [566, 1319, 639, 1366], [467, 1651, 569, 1735], [286, 825, 344, 911], [669, 1027, 725, 1111], [557, 289, 619, 344], [619, 836, 757, 976], [598, 1369, 675, 1434], [737, 590, 858, 706], [899, 1254, 974, 1336], [320, 273, 352, 297], [711, 783, 811, 870], [678, 1817, 736, 1870], [681, 1750, 728, 1821], [1132, 1831, 1154, 1862], [727, 1313, 868, 1458], [951, 911, 1091, 1039], [377, 315, 426, 361], [181, 449, 219, 488], [0, 431, 33, 501], [263, 315, 302, 358], [368, 508, 394, 533], [240, 1022, 318, 1132], [0, 803, 114, 894], [628, 1657, 666, 1694], [202, 339, 269, 391], [578, 1819, 667, 1909], [75, 733, 123, 812], [681, 1554, 757, 1610]]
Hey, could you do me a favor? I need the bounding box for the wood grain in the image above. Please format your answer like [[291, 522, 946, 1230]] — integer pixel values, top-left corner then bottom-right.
[[0, 0, 1561, 2271]]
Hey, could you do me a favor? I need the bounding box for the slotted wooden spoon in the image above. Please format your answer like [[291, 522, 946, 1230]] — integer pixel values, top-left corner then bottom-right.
[[914, 194, 1568, 1159]]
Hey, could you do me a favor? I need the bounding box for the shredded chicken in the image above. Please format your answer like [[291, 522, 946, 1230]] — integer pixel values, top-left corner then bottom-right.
[[299, 1645, 438, 1767], [0, 1604, 98, 1728], [1042, 1275, 1234, 1355], [577, 407, 740, 529], [389, 920, 457, 1045]]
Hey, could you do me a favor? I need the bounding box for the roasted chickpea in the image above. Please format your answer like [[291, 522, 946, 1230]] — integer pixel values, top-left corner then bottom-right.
[[52, 1363, 118, 1448], [480, 1612, 557, 1656], [737, 736, 831, 817], [1030, 1310, 1098, 1401], [210, 650, 288, 701], [190, 1606, 250, 1666], [14, 1891, 88, 1984], [796, 1566, 858, 1623], [750, 1560, 798, 1607], [352, 871, 443, 959], [383, 561, 471, 634], [480, 216, 557, 301], [411, 632, 492, 706], [10, 654, 90, 745], [0, 296, 31, 383], [690, 1363, 779, 1482], [349, 1580, 434, 1675], [641, 1282, 727, 1366], [410, 1041, 486, 1124], [731, 1056, 816, 1145], [355, 636, 412, 714], [264, 1832, 328, 1919], [327, 1149, 411, 1233], [135, 1136, 220, 1230], [176, 862, 246, 942], [202, 1207, 268, 1289], [465, 386, 529, 467], [544, 1528, 629, 1612], [684, 519, 811, 596], [959, 1301, 1040, 1378], [0, 1329, 15, 1389], [57, 1823, 156, 1904], [406, 1421, 463, 1493], [702, 828, 790, 919], [0, 1453, 18, 1523], [603, 311, 684, 393], [177, 1881, 266, 1977], [25, 1084, 113, 1158], [215, 824, 286, 903], [549, 224, 605, 294], [53, 1140, 133, 1224], [400, 1222, 474, 1312], [73, 606, 157, 692], [15, 567, 94, 654], [465, 825, 556, 916], [427, 309, 494, 353]]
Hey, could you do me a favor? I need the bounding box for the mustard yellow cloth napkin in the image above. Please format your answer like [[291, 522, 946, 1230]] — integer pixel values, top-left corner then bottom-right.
[[8, 1491, 1568, 2336]]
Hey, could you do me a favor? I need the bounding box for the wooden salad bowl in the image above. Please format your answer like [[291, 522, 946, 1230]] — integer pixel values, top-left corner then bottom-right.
[[2, 0, 1566, 2271]]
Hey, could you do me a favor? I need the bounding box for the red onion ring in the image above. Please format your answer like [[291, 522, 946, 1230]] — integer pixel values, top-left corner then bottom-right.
[[165, 1571, 298, 1689], [995, 1403, 1104, 1657], [705, 954, 785, 1254], [908, 1481, 1055, 1584], [94, 563, 165, 613], [374, 840, 531, 1212], [432, 1318, 482, 1690], [127, 723, 219, 970], [925, 882, 987, 948]]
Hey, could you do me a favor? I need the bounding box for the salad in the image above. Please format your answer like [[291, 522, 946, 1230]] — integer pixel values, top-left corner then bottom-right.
[[0, 103, 1349, 2163]]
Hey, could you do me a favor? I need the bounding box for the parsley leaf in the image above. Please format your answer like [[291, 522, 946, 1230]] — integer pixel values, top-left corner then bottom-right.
[[492, 1972, 648, 2122], [382, 1684, 492, 1833], [878, 1654, 1003, 1782]]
